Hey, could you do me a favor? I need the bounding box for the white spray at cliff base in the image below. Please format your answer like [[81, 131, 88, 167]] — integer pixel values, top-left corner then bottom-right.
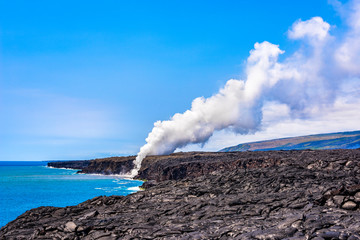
[[130, 0, 360, 177]]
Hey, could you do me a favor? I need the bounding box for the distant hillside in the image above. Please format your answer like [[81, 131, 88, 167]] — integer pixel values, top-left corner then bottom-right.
[[219, 130, 360, 152]]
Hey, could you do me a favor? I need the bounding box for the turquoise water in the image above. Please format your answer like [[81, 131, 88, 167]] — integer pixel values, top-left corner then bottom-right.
[[0, 161, 143, 227]]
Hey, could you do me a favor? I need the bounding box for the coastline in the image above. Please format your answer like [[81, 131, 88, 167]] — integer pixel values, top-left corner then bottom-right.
[[76, 172, 137, 180], [46, 163, 144, 189], [2, 149, 360, 239], [45, 166, 81, 171], [0, 163, 143, 229], [46, 165, 136, 179]]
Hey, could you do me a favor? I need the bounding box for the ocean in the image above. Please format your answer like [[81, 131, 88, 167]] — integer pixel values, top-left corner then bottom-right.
[[0, 161, 143, 228]]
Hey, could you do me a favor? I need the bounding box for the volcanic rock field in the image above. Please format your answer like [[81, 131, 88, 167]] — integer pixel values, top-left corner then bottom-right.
[[1, 149, 360, 239]]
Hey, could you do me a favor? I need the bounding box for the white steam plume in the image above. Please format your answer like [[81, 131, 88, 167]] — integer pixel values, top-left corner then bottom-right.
[[130, 0, 360, 177]]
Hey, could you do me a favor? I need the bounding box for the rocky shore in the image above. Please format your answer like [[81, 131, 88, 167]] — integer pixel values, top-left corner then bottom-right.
[[2, 149, 360, 239], [48, 156, 135, 176], [47, 160, 91, 170]]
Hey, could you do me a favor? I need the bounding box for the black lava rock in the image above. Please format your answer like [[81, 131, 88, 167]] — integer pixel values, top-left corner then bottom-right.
[[1, 149, 360, 239]]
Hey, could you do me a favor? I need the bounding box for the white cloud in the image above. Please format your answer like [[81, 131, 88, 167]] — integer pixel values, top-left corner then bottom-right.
[[335, 1, 360, 75], [288, 17, 330, 42]]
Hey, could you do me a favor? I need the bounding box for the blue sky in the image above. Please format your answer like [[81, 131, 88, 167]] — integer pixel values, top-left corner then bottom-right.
[[0, 0, 357, 161]]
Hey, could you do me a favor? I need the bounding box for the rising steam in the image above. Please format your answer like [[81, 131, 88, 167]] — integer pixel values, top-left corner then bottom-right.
[[130, 0, 360, 177]]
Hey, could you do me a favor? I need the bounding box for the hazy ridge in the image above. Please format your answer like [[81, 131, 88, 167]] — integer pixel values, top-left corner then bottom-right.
[[220, 130, 360, 152]]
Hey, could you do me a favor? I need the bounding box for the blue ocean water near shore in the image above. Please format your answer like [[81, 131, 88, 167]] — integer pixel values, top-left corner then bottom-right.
[[0, 161, 143, 227]]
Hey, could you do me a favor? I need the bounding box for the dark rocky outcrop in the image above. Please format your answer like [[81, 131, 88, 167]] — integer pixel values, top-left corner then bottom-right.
[[138, 149, 360, 182], [77, 157, 135, 175], [2, 149, 360, 239], [47, 160, 91, 170], [138, 151, 303, 181], [47, 157, 136, 175]]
